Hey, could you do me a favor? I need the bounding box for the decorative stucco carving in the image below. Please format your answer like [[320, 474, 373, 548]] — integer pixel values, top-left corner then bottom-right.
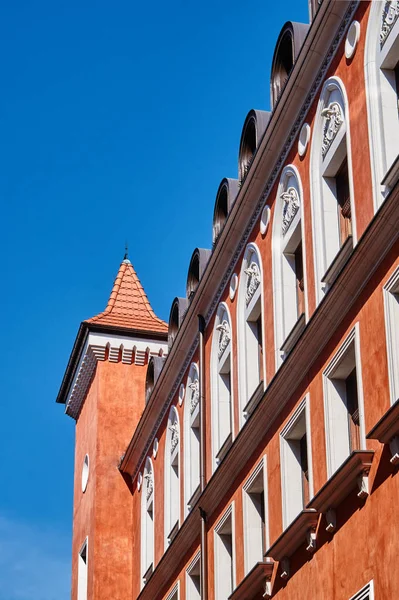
[[216, 319, 230, 358], [245, 261, 261, 306], [188, 378, 200, 414], [381, 1, 399, 47], [169, 420, 179, 453], [144, 472, 153, 500], [281, 187, 300, 235], [321, 102, 344, 159]]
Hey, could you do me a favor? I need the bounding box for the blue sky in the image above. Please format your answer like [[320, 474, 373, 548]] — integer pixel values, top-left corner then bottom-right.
[[0, 0, 309, 597]]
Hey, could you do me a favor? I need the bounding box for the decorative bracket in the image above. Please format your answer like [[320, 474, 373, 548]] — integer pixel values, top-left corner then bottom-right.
[[280, 557, 290, 580]]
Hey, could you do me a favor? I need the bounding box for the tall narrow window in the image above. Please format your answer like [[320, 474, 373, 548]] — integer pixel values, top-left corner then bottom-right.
[[243, 458, 269, 575], [384, 267, 399, 405], [323, 327, 365, 476], [186, 553, 201, 600], [238, 244, 265, 425], [141, 458, 154, 587], [184, 364, 200, 515], [211, 304, 234, 469], [78, 538, 88, 600], [165, 407, 180, 549], [280, 398, 313, 527], [273, 166, 307, 366], [310, 78, 355, 303], [214, 506, 235, 600]]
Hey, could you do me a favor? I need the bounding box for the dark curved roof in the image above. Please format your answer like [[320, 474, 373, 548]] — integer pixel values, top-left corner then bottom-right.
[[212, 177, 240, 244], [238, 109, 271, 181], [186, 248, 212, 299]]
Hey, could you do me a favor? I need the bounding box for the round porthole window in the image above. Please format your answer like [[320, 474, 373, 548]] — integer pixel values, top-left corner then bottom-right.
[[81, 454, 89, 493], [229, 273, 238, 301], [178, 383, 185, 406], [153, 437, 159, 459], [260, 205, 271, 235], [298, 123, 311, 157], [345, 21, 360, 60]]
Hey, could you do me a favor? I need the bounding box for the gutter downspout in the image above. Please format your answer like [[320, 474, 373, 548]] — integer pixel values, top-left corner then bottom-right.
[[198, 315, 208, 600]]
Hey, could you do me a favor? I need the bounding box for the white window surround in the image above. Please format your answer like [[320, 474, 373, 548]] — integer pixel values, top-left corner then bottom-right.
[[81, 454, 89, 493], [383, 266, 399, 405], [164, 581, 180, 600], [365, 1, 399, 210], [184, 363, 200, 515], [349, 580, 374, 600], [77, 537, 88, 600], [214, 503, 236, 600], [186, 551, 201, 600], [211, 303, 235, 471], [323, 324, 366, 478], [272, 165, 309, 367], [141, 457, 154, 587], [164, 407, 181, 550], [310, 76, 357, 305], [280, 396, 314, 529], [237, 243, 266, 428], [242, 456, 270, 576]]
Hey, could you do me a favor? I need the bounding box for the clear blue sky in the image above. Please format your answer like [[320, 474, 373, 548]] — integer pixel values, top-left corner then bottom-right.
[[0, 1, 309, 597]]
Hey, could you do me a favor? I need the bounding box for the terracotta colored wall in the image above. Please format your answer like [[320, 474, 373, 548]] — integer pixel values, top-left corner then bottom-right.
[[72, 359, 147, 600]]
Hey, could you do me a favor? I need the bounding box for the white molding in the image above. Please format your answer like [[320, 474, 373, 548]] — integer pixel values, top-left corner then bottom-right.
[[141, 457, 155, 587], [214, 502, 236, 598], [383, 266, 399, 405], [349, 580, 374, 600], [184, 363, 200, 514], [65, 331, 168, 419], [323, 323, 366, 477], [77, 536, 88, 600], [164, 581, 180, 600], [310, 76, 357, 305], [186, 551, 201, 600], [164, 407, 181, 550], [237, 243, 266, 429], [345, 21, 360, 59]]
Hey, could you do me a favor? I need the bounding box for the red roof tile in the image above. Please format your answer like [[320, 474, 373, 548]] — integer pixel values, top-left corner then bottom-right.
[[86, 259, 168, 334]]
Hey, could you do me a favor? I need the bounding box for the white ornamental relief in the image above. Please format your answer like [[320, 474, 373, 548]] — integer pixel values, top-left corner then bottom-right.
[[216, 319, 230, 358], [381, 0, 399, 47], [144, 472, 153, 500], [189, 378, 200, 414], [245, 261, 261, 306], [281, 187, 300, 236], [169, 420, 179, 453], [321, 102, 344, 159]]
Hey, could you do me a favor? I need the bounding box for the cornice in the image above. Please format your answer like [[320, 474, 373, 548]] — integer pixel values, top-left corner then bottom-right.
[[121, 0, 359, 479], [135, 153, 399, 600]]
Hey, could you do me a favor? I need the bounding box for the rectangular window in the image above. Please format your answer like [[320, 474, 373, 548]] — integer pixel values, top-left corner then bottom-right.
[[164, 583, 179, 600], [323, 326, 365, 476], [243, 458, 269, 575], [384, 267, 399, 405], [246, 297, 263, 397], [294, 241, 305, 318], [186, 553, 201, 600], [336, 157, 352, 246], [349, 580, 374, 600], [78, 538, 88, 600], [218, 353, 232, 449], [280, 398, 313, 527], [214, 505, 235, 600]]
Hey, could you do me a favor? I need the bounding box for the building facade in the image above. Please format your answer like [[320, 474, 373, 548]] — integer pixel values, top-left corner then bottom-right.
[[57, 1, 399, 598]]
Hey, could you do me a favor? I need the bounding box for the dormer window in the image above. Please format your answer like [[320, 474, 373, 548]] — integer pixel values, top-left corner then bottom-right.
[[238, 110, 270, 183], [186, 249, 211, 301], [168, 297, 189, 350]]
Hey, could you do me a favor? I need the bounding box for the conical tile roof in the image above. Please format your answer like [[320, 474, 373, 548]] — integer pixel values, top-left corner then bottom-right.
[[86, 258, 168, 334]]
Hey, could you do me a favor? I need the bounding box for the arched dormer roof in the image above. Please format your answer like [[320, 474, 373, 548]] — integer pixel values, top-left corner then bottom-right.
[[238, 109, 271, 182], [270, 21, 309, 108], [186, 248, 212, 300], [145, 355, 165, 403], [212, 178, 239, 245], [168, 296, 189, 349]]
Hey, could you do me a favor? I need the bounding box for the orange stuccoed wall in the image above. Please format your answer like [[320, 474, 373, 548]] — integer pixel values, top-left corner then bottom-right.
[[71, 359, 147, 600]]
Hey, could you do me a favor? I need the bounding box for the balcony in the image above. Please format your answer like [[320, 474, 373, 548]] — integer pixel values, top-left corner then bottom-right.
[[280, 313, 306, 357], [367, 398, 399, 465], [321, 235, 353, 288], [229, 561, 274, 600], [243, 380, 264, 420]]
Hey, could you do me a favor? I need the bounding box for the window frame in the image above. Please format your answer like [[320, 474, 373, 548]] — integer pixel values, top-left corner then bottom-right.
[[383, 266, 399, 406], [214, 503, 236, 600]]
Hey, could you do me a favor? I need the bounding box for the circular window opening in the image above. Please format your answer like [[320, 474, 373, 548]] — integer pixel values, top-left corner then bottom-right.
[[81, 454, 89, 493]]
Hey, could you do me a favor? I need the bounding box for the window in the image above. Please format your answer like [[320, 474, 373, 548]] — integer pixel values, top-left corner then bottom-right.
[[280, 398, 313, 527], [184, 363, 201, 514], [77, 538, 88, 600], [237, 244, 265, 426], [272, 166, 307, 366], [323, 326, 366, 477], [349, 580, 374, 600], [186, 552, 201, 600], [164, 407, 180, 549], [214, 505, 235, 600], [310, 77, 356, 303], [365, 1, 399, 208], [164, 582, 180, 600], [211, 304, 234, 469], [141, 458, 154, 587], [242, 458, 269, 575], [384, 267, 399, 405]]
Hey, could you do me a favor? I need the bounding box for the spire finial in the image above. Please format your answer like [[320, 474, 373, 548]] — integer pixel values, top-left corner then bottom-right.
[[123, 241, 130, 264]]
